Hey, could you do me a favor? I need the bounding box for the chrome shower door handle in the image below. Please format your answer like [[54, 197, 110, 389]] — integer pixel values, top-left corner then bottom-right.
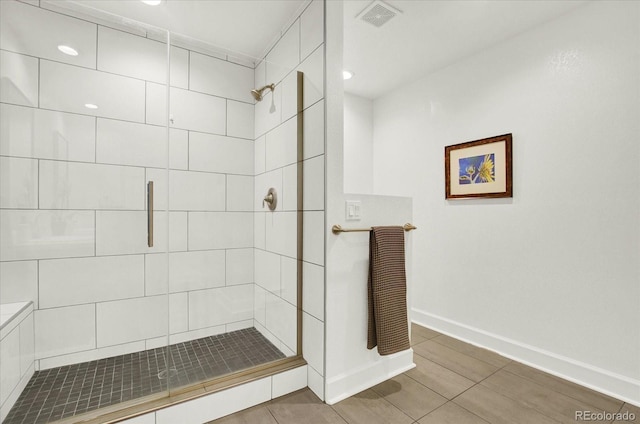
[[147, 181, 154, 247]]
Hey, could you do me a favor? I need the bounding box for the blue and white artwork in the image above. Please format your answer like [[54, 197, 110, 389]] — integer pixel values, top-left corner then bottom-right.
[[459, 154, 495, 184]]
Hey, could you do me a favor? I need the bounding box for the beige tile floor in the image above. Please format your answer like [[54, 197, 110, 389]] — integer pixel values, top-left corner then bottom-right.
[[210, 323, 639, 424]]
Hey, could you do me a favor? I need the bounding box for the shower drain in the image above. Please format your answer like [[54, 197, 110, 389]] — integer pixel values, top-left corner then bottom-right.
[[157, 368, 178, 380]]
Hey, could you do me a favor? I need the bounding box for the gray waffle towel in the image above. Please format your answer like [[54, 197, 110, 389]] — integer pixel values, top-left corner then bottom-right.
[[367, 226, 410, 355]]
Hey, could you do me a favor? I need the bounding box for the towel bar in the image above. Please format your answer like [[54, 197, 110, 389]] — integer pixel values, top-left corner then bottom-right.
[[332, 223, 417, 235]]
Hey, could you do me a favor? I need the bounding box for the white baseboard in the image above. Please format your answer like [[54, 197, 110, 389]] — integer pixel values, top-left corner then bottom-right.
[[324, 349, 415, 405], [412, 308, 640, 407]]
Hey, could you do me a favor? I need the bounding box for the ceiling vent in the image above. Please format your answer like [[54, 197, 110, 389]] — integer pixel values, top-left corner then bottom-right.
[[356, 0, 402, 28]]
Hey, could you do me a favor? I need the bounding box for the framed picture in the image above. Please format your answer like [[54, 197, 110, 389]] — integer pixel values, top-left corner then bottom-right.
[[445, 133, 512, 199]]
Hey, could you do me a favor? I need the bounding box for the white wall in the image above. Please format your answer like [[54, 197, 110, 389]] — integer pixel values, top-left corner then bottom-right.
[[372, 1, 640, 404], [343, 93, 373, 194], [324, 0, 415, 405]]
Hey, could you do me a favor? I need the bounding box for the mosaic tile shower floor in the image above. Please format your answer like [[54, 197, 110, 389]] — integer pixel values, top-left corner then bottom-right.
[[5, 328, 285, 424]]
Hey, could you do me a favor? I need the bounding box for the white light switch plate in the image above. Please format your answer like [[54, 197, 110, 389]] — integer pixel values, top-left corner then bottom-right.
[[345, 200, 361, 221]]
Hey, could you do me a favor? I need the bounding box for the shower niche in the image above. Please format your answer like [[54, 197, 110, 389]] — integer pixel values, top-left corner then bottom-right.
[[0, 1, 309, 422]]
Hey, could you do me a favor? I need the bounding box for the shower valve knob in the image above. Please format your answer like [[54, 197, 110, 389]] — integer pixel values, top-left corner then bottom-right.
[[263, 188, 277, 211]]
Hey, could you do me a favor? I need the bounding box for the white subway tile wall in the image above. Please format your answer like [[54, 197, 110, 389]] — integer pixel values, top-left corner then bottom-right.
[[188, 212, 254, 250], [303, 99, 326, 160], [299, 0, 324, 61], [1, 210, 95, 261], [95, 211, 186, 255], [255, 84, 283, 138], [253, 0, 325, 399], [38, 161, 146, 210], [255, 249, 282, 294], [254, 135, 267, 175], [265, 116, 297, 171], [265, 293, 297, 350], [39, 255, 145, 308], [255, 168, 283, 211], [0, 0, 261, 369], [282, 164, 298, 211], [227, 100, 255, 139], [265, 212, 298, 258], [0, 262, 38, 308], [1, 0, 325, 406], [98, 26, 168, 84], [34, 304, 96, 358], [303, 211, 325, 266], [272, 363, 307, 398], [302, 262, 325, 321], [190, 52, 254, 103], [0, 157, 38, 209], [189, 132, 254, 175], [145, 250, 226, 295], [188, 285, 254, 330], [0, 0, 97, 69], [154, 376, 272, 424], [18, 313, 35, 385], [0, 50, 39, 107], [0, 104, 97, 162], [303, 155, 325, 210], [40, 60, 147, 122], [303, 311, 324, 377], [96, 296, 168, 347], [280, 256, 298, 305], [227, 175, 254, 212], [226, 248, 255, 285], [265, 21, 300, 86]]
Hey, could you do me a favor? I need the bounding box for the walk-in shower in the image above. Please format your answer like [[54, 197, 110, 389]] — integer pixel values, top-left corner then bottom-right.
[[0, 1, 308, 422]]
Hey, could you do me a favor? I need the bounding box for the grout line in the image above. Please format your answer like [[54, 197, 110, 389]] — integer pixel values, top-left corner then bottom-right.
[[0, 150, 253, 173], [144, 81, 148, 124], [186, 210, 189, 251], [94, 303, 97, 349], [35, 57, 41, 109], [11, 329, 283, 422], [223, 249, 227, 286], [0, 249, 253, 265], [143, 252, 147, 297], [36, 259, 40, 311], [299, 14, 302, 64], [94, 117, 98, 163], [95, 25, 98, 70], [428, 336, 510, 369], [0, 99, 255, 140], [94, 210, 97, 256], [36, 159, 40, 210], [265, 400, 280, 422]]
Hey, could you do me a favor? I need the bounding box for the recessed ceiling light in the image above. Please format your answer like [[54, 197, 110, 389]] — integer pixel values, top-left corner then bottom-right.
[[141, 0, 162, 5], [58, 45, 78, 56], [343, 70, 354, 80], [84, 103, 98, 110]]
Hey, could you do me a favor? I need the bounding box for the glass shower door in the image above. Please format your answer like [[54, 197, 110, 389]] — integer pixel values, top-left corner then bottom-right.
[[0, 1, 172, 422]]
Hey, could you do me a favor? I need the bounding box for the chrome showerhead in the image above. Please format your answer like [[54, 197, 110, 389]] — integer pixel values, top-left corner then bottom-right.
[[251, 83, 275, 101]]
